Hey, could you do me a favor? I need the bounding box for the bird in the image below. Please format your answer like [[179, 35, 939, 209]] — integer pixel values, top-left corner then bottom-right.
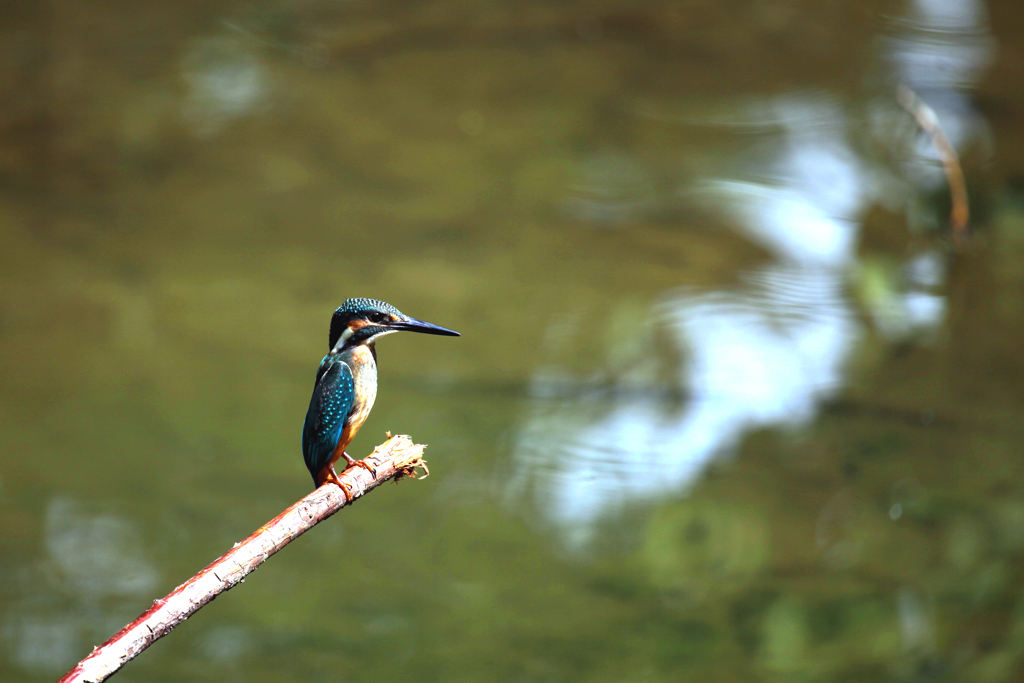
[[302, 298, 459, 497]]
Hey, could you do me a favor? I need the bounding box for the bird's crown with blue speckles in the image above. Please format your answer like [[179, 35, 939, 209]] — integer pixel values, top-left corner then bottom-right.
[[329, 298, 402, 349], [336, 298, 401, 317]]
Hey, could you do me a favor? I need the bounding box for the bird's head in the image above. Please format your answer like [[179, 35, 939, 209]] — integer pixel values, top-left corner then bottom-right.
[[328, 298, 460, 352]]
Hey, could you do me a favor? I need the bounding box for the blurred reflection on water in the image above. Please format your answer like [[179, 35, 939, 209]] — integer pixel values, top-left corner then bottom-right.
[[515, 262, 858, 544], [2, 0, 1024, 681], [563, 152, 656, 226], [514, 0, 994, 543], [45, 499, 156, 600], [181, 37, 268, 136], [703, 95, 864, 267], [886, 0, 993, 201], [514, 96, 883, 540], [3, 499, 156, 674]]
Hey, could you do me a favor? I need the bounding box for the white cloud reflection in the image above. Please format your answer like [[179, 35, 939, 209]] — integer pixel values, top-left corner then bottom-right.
[[706, 96, 868, 267], [515, 265, 857, 547]]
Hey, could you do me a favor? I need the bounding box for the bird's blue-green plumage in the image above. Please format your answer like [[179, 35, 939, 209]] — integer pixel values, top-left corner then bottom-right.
[[303, 297, 460, 488], [301, 355, 355, 484]]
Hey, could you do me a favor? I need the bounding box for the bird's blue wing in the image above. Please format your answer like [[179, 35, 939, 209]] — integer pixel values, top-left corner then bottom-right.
[[302, 357, 354, 484]]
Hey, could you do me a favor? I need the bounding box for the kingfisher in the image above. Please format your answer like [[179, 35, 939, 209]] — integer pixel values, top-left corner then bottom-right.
[[302, 298, 459, 496]]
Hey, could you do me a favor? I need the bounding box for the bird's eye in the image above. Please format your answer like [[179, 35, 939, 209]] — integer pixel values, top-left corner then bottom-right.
[[369, 312, 387, 324]]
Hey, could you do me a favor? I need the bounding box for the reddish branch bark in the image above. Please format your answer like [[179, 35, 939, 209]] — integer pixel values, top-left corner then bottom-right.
[[57, 435, 428, 683]]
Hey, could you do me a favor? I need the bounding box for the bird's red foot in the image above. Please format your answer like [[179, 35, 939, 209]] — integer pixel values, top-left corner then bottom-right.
[[323, 465, 354, 502], [342, 451, 377, 479]]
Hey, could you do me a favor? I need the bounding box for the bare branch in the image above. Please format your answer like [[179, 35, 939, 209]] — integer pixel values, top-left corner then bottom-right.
[[897, 84, 970, 245], [57, 435, 428, 683]]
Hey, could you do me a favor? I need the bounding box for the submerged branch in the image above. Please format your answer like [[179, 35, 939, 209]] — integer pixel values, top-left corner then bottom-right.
[[58, 435, 428, 683], [897, 84, 970, 245]]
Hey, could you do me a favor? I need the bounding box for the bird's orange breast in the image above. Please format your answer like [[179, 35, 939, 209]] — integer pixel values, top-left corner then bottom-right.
[[330, 344, 378, 462]]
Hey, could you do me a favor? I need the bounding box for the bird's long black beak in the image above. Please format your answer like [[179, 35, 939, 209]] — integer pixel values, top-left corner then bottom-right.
[[393, 316, 461, 337]]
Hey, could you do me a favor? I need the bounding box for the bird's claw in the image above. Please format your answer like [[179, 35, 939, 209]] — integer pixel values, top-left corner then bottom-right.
[[342, 452, 378, 480], [325, 466, 354, 502], [353, 459, 377, 479]]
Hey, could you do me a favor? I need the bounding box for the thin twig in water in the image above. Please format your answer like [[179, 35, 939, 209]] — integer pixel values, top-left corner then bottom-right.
[[897, 84, 970, 245]]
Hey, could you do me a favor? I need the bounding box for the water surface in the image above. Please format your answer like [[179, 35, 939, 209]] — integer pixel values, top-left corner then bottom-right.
[[2, 0, 1024, 681]]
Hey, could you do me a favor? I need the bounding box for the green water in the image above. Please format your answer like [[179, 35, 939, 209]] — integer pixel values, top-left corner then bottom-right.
[[3, 1, 1024, 681]]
